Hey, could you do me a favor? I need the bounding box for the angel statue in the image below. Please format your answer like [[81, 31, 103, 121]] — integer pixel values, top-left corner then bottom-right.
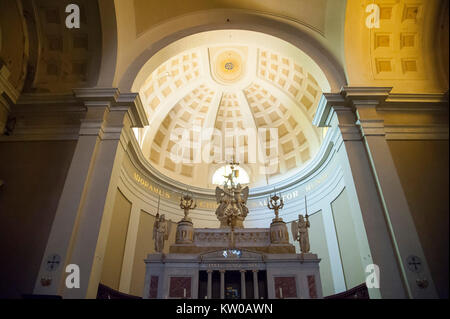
[[153, 214, 172, 253], [291, 214, 310, 253]]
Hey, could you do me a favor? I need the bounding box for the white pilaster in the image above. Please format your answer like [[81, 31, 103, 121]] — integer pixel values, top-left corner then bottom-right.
[[353, 94, 438, 298], [33, 102, 111, 297], [315, 91, 406, 298], [33, 88, 148, 298]]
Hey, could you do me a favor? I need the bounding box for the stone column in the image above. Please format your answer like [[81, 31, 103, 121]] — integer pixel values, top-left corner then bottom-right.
[[220, 270, 225, 299], [252, 270, 259, 299], [240, 270, 246, 299], [33, 88, 147, 298], [207, 270, 213, 299]]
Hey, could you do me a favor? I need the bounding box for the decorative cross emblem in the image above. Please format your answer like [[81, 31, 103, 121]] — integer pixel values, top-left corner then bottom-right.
[[406, 255, 422, 273], [45, 254, 61, 272]]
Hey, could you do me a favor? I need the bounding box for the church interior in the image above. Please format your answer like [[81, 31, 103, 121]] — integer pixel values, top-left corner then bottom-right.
[[0, 0, 448, 300]]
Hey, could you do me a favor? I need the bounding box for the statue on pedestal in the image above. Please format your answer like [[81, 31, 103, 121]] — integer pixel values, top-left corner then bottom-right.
[[153, 214, 171, 252], [291, 196, 311, 253], [180, 192, 196, 222], [292, 215, 310, 253], [152, 196, 172, 252]]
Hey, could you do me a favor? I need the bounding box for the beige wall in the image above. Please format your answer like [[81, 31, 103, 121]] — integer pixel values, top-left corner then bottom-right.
[[388, 140, 449, 298], [129, 211, 177, 297], [100, 190, 132, 290], [0, 140, 76, 298], [332, 188, 365, 290]]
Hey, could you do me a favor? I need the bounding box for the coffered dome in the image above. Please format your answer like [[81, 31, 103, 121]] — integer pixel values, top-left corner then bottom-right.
[[133, 30, 330, 189]]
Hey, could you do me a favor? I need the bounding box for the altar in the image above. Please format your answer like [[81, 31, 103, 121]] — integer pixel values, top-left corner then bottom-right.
[[143, 163, 322, 299], [143, 234, 322, 299]]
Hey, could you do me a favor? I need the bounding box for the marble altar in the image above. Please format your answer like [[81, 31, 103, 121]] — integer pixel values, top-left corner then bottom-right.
[[143, 176, 322, 299]]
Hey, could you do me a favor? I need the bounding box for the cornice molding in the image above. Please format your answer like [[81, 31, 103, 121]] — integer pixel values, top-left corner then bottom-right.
[[341, 86, 392, 100], [2, 88, 148, 141], [314, 87, 449, 131], [382, 92, 449, 111], [73, 87, 120, 102], [384, 124, 449, 140]]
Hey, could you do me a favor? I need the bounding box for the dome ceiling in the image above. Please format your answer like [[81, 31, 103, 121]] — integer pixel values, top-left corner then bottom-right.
[[135, 32, 326, 189]]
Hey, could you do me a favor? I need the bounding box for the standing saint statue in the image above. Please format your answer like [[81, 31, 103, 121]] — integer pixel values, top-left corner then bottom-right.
[[153, 214, 171, 253], [292, 214, 310, 253]]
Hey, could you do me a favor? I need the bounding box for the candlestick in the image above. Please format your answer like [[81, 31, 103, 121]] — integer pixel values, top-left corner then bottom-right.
[[304, 195, 308, 217], [156, 194, 161, 217]]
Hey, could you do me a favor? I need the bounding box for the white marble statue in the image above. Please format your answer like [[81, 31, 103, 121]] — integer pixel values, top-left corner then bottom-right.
[[153, 214, 171, 252], [291, 214, 310, 253]]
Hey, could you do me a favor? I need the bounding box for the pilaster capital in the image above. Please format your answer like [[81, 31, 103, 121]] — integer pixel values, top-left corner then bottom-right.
[[74, 88, 149, 129], [219, 269, 226, 273], [314, 87, 393, 140], [313, 93, 346, 127], [314, 87, 392, 128], [79, 102, 110, 137], [74, 88, 148, 142]]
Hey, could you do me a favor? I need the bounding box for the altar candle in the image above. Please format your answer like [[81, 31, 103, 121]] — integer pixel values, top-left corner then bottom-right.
[[183, 288, 186, 298], [279, 287, 283, 299]]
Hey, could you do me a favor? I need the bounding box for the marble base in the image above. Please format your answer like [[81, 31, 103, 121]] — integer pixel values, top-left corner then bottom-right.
[[143, 250, 322, 299]]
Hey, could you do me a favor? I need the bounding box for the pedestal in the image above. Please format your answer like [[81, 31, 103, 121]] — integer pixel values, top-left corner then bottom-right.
[[176, 220, 194, 244], [270, 220, 289, 244]]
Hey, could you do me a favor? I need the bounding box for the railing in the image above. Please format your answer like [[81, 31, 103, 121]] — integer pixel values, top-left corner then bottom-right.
[[324, 283, 369, 299], [97, 283, 141, 299]]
